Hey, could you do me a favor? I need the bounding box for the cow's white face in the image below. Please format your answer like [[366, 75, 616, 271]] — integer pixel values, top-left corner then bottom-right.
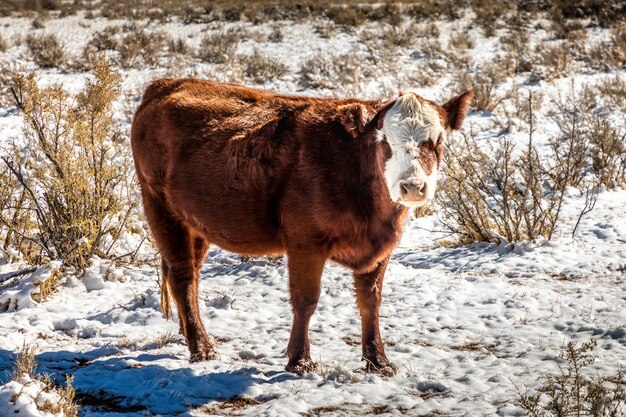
[[378, 93, 446, 208]]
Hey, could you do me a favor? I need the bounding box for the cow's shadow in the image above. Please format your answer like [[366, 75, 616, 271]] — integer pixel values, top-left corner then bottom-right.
[[0, 347, 297, 415]]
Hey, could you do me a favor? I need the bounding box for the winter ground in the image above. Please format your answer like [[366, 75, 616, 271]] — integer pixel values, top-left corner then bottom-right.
[[0, 9, 625, 417]]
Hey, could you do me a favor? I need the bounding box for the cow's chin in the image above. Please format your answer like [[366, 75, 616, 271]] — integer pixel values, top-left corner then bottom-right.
[[397, 199, 431, 209]]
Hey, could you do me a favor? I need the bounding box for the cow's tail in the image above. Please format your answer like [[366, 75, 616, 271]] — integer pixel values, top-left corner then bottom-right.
[[160, 262, 173, 319]]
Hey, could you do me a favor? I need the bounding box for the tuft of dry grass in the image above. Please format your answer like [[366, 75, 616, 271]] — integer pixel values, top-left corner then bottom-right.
[[0, 34, 8, 52], [13, 343, 37, 379], [11, 344, 79, 417], [31, 268, 61, 303]]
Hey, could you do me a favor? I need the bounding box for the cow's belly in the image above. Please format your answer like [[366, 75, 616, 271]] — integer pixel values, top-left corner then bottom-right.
[[167, 183, 285, 256]]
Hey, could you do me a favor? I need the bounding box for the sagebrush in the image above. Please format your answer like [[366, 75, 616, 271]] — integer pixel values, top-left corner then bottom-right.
[[0, 60, 141, 272]]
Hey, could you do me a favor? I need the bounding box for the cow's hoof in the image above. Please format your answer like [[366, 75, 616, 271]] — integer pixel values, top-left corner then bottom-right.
[[285, 358, 319, 375], [190, 348, 218, 362], [189, 337, 218, 362], [364, 358, 397, 376]]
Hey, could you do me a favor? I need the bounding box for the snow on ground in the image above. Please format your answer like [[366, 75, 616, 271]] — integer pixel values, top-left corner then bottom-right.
[[0, 10, 625, 417]]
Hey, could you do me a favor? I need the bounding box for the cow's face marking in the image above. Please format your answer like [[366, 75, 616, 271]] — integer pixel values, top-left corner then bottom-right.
[[378, 93, 446, 208]]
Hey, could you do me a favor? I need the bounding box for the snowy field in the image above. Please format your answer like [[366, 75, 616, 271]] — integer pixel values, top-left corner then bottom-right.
[[0, 5, 625, 417]]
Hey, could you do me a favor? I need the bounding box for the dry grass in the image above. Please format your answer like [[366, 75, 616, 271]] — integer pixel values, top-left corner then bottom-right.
[[152, 332, 177, 347], [31, 268, 61, 303], [0, 34, 8, 52], [11, 344, 79, 417], [12, 343, 37, 379], [25, 33, 65, 68]]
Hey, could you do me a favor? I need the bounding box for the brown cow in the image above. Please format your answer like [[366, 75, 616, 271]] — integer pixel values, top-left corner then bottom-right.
[[131, 79, 472, 375]]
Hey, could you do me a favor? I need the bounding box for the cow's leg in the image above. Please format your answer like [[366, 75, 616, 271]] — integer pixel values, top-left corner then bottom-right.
[[353, 256, 396, 375], [285, 251, 326, 374], [142, 191, 216, 361]]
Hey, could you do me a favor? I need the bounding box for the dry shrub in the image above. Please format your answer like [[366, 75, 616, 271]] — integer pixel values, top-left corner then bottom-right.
[[438, 92, 600, 244], [550, 0, 626, 28], [532, 42, 572, 81], [198, 29, 239, 64], [88, 26, 120, 52], [588, 25, 626, 70], [367, 2, 403, 25], [314, 21, 337, 39], [0, 60, 140, 272], [31, 268, 61, 302], [0, 35, 7, 52], [406, 0, 462, 20], [240, 50, 289, 83], [492, 86, 544, 133], [326, 6, 367, 27], [26, 33, 65, 68], [588, 119, 626, 189], [598, 74, 626, 109], [438, 131, 568, 244], [501, 26, 532, 73], [449, 31, 473, 51], [471, 0, 511, 37], [268, 25, 283, 43], [549, 89, 626, 189], [455, 60, 510, 113], [118, 29, 167, 68], [168, 37, 190, 56], [517, 340, 625, 417], [31, 12, 48, 29], [382, 23, 417, 48], [299, 54, 368, 89]]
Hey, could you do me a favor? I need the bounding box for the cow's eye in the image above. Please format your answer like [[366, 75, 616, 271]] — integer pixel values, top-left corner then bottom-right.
[[436, 133, 443, 145]]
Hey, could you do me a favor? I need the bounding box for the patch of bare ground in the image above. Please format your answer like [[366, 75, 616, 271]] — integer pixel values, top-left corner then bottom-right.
[[75, 390, 148, 413], [196, 397, 261, 415], [450, 341, 498, 356]]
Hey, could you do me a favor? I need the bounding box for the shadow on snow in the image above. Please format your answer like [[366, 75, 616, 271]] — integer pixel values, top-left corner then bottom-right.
[[0, 347, 298, 415]]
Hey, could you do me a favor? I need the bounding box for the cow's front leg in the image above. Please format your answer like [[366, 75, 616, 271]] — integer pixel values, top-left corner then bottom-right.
[[285, 251, 326, 375], [353, 256, 396, 375]]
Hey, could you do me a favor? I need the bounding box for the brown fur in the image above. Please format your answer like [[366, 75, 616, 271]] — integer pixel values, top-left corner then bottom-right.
[[131, 79, 470, 374]]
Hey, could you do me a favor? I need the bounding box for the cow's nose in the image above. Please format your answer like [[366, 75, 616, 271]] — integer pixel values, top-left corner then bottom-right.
[[400, 181, 427, 200]]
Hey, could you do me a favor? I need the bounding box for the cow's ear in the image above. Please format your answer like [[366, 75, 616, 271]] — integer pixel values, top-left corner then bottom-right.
[[338, 104, 377, 138], [442, 91, 473, 131]]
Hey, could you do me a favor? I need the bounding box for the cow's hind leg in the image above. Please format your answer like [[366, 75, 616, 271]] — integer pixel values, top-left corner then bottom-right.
[[142, 191, 216, 361], [353, 256, 396, 376], [285, 251, 326, 374]]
